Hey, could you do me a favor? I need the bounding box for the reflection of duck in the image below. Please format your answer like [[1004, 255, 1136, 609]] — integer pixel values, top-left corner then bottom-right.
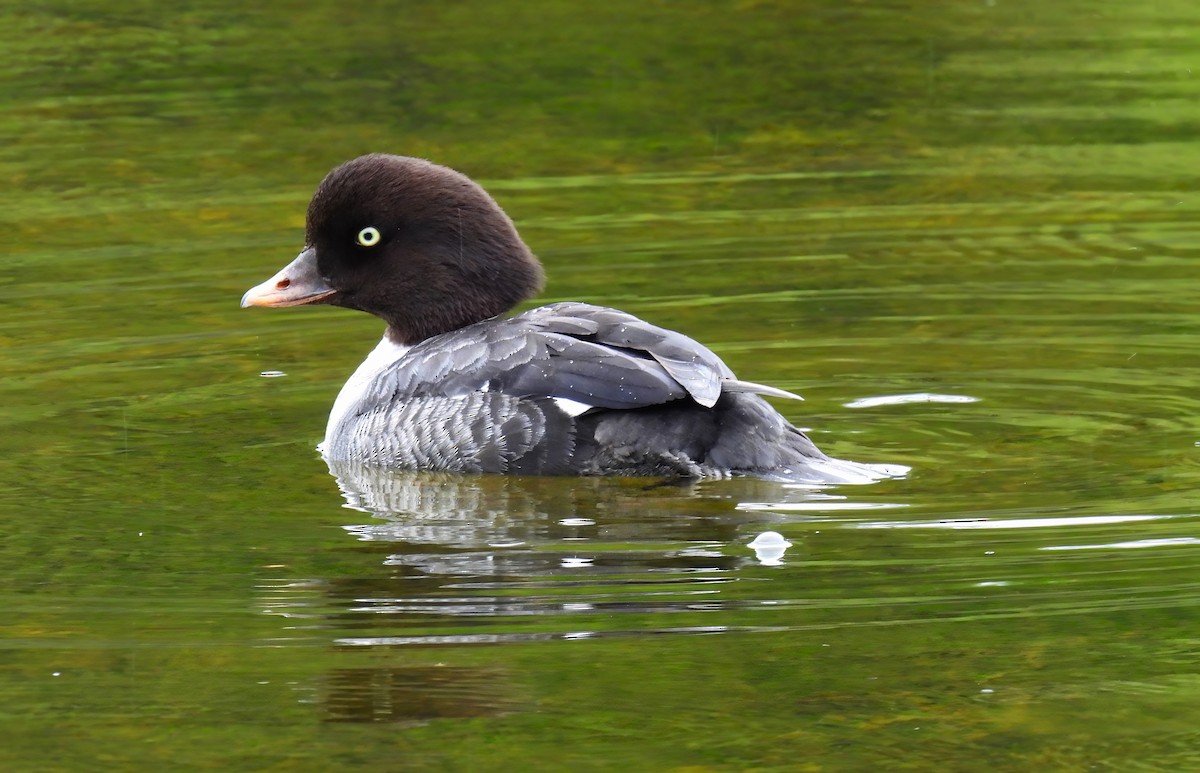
[[304, 462, 909, 657], [328, 457, 563, 549], [327, 457, 879, 548], [323, 665, 518, 724], [243, 154, 906, 482], [327, 456, 748, 577]]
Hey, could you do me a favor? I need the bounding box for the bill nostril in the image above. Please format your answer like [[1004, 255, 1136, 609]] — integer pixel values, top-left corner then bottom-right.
[[276, 279, 291, 290]]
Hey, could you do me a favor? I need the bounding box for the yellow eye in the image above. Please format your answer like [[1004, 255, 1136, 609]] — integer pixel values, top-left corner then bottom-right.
[[356, 226, 381, 247]]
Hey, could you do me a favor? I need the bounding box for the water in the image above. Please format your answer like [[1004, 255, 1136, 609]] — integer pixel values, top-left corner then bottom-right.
[[4, 1, 1200, 770]]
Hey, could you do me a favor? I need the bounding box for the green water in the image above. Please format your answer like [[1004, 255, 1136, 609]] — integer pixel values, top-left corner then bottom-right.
[[4, 1, 1200, 770]]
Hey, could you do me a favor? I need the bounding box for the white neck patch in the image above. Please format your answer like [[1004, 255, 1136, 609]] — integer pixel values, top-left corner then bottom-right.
[[323, 335, 412, 448]]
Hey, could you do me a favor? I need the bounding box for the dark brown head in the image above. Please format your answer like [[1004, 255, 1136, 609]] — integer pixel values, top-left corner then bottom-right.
[[241, 154, 544, 344]]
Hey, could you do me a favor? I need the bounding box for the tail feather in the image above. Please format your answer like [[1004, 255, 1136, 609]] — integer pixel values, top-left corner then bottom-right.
[[721, 378, 804, 401]]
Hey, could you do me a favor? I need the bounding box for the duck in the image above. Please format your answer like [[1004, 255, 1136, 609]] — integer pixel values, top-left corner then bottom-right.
[[241, 154, 904, 483]]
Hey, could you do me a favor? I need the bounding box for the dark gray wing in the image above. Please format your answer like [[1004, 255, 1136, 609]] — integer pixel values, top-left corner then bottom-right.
[[371, 301, 769, 411], [521, 302, 736, 407]]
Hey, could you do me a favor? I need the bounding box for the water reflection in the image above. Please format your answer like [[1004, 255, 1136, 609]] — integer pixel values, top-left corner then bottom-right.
[[853, 513, 1171, 530], [323, 666, 519, 724], [289, 461, 1200, 661], [843, 393, 980, 409], [327, 457, 902, 552], [281, 459, 911, 653]]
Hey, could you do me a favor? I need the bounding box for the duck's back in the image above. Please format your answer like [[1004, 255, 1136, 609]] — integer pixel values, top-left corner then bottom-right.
[[320, 302, 896, 482]]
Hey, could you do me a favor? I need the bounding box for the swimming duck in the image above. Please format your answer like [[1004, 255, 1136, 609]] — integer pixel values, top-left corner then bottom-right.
[[242, 154, 900, 482]]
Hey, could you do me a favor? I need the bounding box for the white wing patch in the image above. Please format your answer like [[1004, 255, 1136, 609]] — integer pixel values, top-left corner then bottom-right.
[[553, 397, 595, 417]]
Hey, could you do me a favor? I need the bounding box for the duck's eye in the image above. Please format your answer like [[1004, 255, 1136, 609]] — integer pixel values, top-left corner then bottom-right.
[[356, 226, 381, 247]]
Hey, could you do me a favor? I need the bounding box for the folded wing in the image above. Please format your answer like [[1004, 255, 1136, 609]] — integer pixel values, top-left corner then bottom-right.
[[365, 301, 799, 413]]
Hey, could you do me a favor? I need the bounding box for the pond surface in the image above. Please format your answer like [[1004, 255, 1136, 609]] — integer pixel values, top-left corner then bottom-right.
[[4, 1, 1200, 770]]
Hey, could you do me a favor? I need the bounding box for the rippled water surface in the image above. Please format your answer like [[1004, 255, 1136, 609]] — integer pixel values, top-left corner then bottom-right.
[[4, 2, 1200, 770]]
